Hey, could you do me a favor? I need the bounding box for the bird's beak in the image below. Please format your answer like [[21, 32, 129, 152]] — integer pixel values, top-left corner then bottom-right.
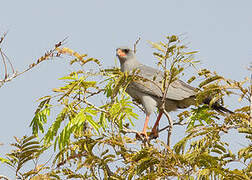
[[116, 48, 126, 57]]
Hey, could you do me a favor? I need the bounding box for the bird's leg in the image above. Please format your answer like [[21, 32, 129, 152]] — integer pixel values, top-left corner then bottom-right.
[[136, 114, 150, 140], [151, 111, 163, 138], [142, 114, 150, 137]]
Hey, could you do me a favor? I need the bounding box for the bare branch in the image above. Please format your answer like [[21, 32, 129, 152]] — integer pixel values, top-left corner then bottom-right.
[[0, 50, 8, 79], [86, 89, 104, 99], [159, 40, 176, 147], [83, 99, 109, 114], [121, 127, 141, 135], [133, 37, 141, 54], [2, 51, 15, 74], [0, 31, 8, 45], [158, 121, 187, 133], [0, 37, 67, 88], [121, 127, 148, 143]]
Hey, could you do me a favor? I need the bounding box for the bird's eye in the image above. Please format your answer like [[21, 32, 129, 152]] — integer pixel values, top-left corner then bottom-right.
[[123, 49, 129, 54]]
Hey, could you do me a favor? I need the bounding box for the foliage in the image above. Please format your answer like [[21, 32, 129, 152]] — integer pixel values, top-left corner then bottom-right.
[[1, 35, 251, 179], [0, 136, 50, 179]]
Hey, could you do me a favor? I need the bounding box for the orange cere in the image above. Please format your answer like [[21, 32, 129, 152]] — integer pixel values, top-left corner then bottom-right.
[[117, 49, 126, 57]]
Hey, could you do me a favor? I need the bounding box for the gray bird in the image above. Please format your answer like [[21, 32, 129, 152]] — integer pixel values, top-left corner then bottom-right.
[[116, 47, 232, 139]]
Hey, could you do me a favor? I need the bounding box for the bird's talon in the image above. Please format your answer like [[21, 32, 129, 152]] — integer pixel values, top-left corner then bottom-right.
[[150, 128, 159, 139]]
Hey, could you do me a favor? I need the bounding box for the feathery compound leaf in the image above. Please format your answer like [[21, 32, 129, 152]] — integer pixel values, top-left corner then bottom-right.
[[54, 108, 101, 150], [30, 106, 51, 136], [44, 107, 68, 146], [199, 75, 223, 88], [2, 136, 44, 176]]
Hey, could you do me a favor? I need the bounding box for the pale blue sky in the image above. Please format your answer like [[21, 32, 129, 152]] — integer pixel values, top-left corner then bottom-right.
[[0, 0, 251, 177]]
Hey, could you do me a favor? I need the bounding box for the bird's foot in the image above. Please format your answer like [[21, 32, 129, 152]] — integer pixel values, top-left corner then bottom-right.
[[150, 128, 159, 139], [136, 131, 148, 141]]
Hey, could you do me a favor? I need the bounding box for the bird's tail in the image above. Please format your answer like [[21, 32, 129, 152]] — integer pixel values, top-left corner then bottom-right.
[[203, 97, 233, 114]]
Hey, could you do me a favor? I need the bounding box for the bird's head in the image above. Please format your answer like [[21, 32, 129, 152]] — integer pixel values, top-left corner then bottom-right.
[[116, 47, 135, 63]]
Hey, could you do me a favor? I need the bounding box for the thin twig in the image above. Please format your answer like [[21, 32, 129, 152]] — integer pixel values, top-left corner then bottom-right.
[[163, 110, 173, 147], [133, 37, 141, 54], [158, 121, 187, 133], [2, 51, 15, 74], [160, 40, 175, 147], [0, 31, 8, 45], [83, 99, 109, 114], [86, 89, 104, 99], [0, 50, 8, 79], [121, 127, 141, 134]]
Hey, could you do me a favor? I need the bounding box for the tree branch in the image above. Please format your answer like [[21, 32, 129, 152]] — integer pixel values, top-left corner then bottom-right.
[[163, 110, 173, 147], [121, 127, 149, 144], [158, 121, 187, 133], [160, 40, 175, 147]]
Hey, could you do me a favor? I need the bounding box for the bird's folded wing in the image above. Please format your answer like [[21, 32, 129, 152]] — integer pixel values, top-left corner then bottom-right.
[[130, 65, 196, 101]]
